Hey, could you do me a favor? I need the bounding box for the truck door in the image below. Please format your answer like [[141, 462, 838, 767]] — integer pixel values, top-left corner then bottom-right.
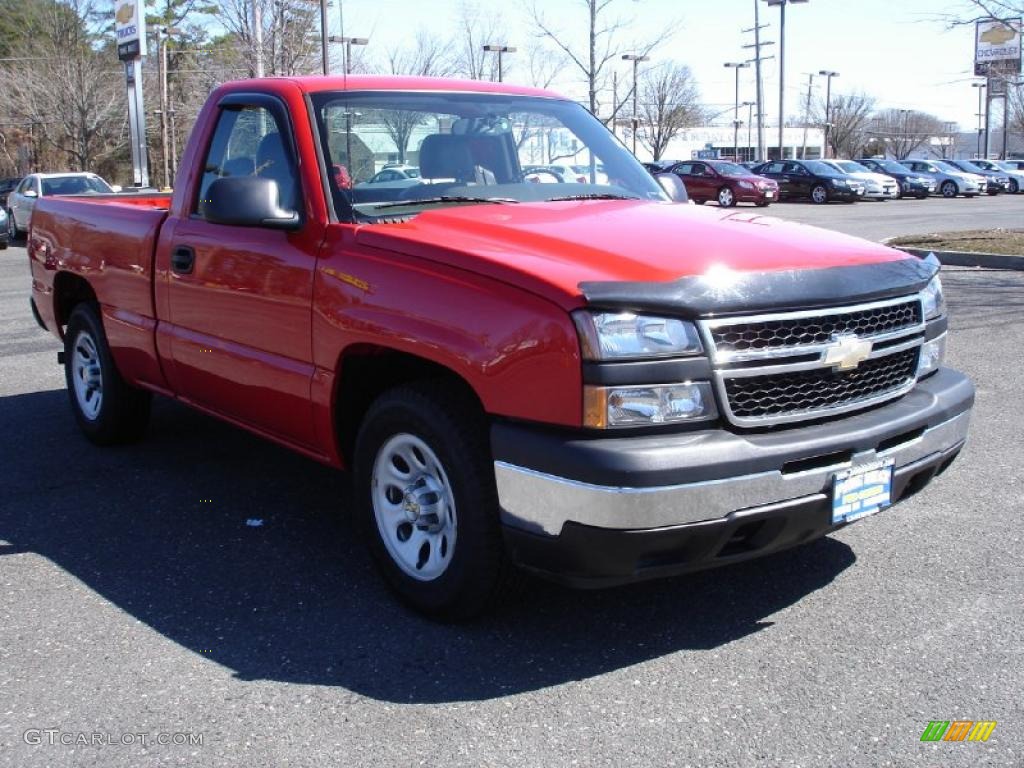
[[158, 95, 323, 449]]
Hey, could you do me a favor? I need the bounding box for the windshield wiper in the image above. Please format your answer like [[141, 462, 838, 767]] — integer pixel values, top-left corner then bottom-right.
[[371, 196, 520, 211], [543, 193, 640, 202]]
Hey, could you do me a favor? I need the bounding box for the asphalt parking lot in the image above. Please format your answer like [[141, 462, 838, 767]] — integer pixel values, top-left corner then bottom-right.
[[726, 192, 1024, 242], [1, 228, 1022, 766]]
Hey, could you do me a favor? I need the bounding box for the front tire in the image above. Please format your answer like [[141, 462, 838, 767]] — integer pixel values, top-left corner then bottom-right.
[[810, 184, 829, 204], [64, 303, 151, 444], [353, 382, 517, 619], [941, 181, 958, 198], [1010, 179, 1019, 194], [717, 187, 736, 207], [6, 210, 17, 240]]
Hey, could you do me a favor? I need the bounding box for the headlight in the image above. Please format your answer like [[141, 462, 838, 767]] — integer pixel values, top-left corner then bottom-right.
[[583, 382, 716, 428], [917, 334, 946, 378], [738, 181, 754, 190], [919, 274, 945, 320], [831, 179, 848, 187], [573, 311, 703, 360]]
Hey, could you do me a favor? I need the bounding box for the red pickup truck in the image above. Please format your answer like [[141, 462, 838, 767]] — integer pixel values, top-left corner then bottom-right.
[[28, 76, 973, 618]]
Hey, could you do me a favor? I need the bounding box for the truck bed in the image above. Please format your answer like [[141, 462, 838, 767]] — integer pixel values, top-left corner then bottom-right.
[[29, 192, 173, 391]]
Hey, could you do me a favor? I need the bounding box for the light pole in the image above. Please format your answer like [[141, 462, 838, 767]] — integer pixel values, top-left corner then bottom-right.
[[818, 70, 839, 158], [622, 53, 650, 156], [329, 35, 369, 74], [897, 108, 912, 160], [971, 81, 986, 158], [766, 0, 809, 160], [724, 61, 750, 160], [482, 44, 516, 82], [743, 101, 756, 161], [156, 26, 182, 189]]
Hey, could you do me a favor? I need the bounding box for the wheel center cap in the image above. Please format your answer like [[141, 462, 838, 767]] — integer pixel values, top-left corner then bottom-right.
[[402, 492, 421, 522]]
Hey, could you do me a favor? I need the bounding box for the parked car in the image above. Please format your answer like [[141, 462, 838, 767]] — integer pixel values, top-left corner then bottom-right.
[[7, 172, 116, 238], [29, 75, 972, 618], [943, 159, 1007, 195], [368, 165, 420, 183], [993, 160, 1024, 193], [752, 159, 866, 203], [0, 177, 21, 209], [0, 207, 8, 249], [665, 159, 779, 207], [900, 159, 982, 198], [821, 160, 899, 200], [857, 158, 936, 199]]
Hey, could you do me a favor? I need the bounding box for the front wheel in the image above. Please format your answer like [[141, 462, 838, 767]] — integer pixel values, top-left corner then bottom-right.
[[353, 382, 518, 619], [1010, 179, 1019, 194], [64, 303, 151, 444], [941, 181, 958, 198], [755, 201, 770, 208], [717, 187, 736, 207], [6, 210, 17, 240], [810, 184, 829, 204]]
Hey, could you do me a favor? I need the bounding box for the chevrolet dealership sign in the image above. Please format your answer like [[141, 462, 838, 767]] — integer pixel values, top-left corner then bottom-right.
[[115, 0, 146, 61], [975, 18, 1022, 76]]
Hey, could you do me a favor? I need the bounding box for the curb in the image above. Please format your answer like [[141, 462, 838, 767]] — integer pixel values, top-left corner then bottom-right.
[[886, 245, 1024, 271]]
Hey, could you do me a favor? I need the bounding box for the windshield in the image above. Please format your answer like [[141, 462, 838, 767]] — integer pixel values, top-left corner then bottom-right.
[[804, 160, 841, 175], [41, 175, 112, 196], [872, 159, 909, 173], [933, 160, 963, 173], [711, 161, 750, 177], [311, 91, 664, 219], [833, 161, 869, 174]]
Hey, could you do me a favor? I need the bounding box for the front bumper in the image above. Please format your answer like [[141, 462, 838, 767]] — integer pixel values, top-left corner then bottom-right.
[[494, 367, 973, 586]]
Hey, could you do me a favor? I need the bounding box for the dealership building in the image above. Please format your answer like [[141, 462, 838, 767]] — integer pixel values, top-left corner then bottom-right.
[[626, 125, 828, 165]]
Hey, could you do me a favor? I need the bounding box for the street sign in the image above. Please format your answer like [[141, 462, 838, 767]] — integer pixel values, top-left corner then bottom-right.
[[694, 149, 719, 160], [975, 18, 1021, 77]]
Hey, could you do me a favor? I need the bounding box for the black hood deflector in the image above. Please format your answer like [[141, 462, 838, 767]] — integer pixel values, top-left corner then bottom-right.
[[579, 258, 938, 317]]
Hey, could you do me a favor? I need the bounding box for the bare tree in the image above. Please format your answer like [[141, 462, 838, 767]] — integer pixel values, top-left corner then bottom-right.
[[812, 91, 876, 158], [213, 0, 319, 77], [634, 63, 703, 161], [454, 2, 504, 80], [528, 0, 668, 122], [870, 108, 945, 160]]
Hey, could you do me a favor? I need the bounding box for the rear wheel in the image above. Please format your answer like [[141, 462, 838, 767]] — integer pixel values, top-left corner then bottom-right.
[[940, 181, 958, 198], [717, 187, 736, 207], [353, 382, 519, 619], [64, 303, 151, 444], [810, 184, 828, 204]]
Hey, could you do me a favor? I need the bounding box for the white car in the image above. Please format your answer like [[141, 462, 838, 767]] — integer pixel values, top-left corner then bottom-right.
[[987, 160, 1024, 194], [901, 160, 983, 198], [823, 160, 899, 200], [6, 172, 117, 238]]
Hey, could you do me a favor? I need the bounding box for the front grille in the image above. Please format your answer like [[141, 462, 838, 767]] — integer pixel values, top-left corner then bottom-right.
[[700, 296, 926, 426], [724, 348, 919, 419], [710, 299, 922, 354]]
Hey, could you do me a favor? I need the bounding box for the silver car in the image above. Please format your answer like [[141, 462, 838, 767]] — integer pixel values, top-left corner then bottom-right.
[[7, 172, 116, 238], [900, 160, 982, 198], [981, 160, 1024, 194]]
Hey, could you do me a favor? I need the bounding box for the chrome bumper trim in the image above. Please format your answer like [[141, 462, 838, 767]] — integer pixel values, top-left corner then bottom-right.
[[495, 410, 970, 536]]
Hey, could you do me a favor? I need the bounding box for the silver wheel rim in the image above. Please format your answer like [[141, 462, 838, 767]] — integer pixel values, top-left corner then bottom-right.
[[71, 331, 103, 421], [719, 188, 733, 206], [812, 186, 826, 203], [372, 433, 457, 581], [943, 182, 955, 197]]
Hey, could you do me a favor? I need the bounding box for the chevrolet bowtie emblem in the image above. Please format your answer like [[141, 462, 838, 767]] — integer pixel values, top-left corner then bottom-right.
[[823, 335, 873, 371]]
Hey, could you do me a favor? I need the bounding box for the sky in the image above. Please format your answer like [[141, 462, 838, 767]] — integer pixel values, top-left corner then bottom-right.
[[337, 0, 993, 129]]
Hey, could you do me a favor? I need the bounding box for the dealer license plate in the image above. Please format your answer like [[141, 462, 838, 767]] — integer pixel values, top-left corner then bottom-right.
[[765, 191, 775, 199], [831, 458, 895, 524]]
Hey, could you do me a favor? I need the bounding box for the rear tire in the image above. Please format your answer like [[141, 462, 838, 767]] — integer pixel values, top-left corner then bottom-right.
[[352, 381, 519, 619], [64, 302, 151, 445]]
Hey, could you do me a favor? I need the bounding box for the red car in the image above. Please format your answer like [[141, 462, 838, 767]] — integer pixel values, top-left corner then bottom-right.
[[666, 159, 779, 207], [27, 76, 971, 618]]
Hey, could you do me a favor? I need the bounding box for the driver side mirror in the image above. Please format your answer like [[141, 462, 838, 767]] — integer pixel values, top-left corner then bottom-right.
[[23, 189, 37, 198], [655, 172, 689, 203], [202, 176, 300, 230]]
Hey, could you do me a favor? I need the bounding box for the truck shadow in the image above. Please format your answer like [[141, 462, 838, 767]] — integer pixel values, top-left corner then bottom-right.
[[0, 389, 855, 704]]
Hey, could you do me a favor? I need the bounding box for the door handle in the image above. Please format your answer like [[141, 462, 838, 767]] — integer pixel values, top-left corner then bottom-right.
[[171, 245, 195, 274]]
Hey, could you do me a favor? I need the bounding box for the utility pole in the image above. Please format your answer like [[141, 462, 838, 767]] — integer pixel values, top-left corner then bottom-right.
[[800, 73, 814, 159], [483, 45, 516, 82], [766, 0, 809, 161], [252, 0, 264, 77], [622, 53, 650, 156], [819, 70, 839, 158], [724, 61, 750, 161], [984, 79, 992, 158], [742, 0, 774, 162], [611, 70, 618, 139], [319, 0, 329, 74]]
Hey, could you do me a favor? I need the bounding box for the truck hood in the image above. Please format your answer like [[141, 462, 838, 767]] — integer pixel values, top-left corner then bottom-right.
[[355, 200, 933, 314]]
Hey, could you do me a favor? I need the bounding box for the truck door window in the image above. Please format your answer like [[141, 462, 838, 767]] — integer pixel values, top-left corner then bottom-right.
[[196, 106, 299, 218]]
